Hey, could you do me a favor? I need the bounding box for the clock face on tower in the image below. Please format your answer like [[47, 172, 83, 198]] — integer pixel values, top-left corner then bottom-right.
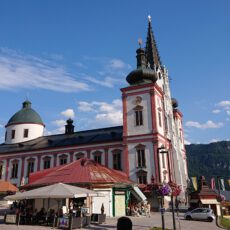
[[135, 96, 142, 105]]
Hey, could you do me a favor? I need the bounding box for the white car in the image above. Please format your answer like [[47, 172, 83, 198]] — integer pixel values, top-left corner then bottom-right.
[[184, 208, 216, 222]]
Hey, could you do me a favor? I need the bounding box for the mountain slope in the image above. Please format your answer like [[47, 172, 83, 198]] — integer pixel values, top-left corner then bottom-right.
[[186, 141, 230, 190]]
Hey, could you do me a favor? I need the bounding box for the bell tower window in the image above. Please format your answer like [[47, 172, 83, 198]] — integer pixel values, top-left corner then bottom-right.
[[133, 104, 144, 126], [135, 144, 146, 168]]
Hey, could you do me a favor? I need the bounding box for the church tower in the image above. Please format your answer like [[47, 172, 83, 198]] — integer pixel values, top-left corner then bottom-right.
[[121, 16, 188, 198]]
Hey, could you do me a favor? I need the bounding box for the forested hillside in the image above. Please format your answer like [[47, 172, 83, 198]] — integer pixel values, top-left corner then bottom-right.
[[186, 141, 230, 190]]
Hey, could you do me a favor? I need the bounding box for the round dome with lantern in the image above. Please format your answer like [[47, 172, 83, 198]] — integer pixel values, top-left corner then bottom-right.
[[5, 100, 45, 144]]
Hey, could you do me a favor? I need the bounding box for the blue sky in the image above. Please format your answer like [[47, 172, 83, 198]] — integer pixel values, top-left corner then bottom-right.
[[0, 0, 229, 144]]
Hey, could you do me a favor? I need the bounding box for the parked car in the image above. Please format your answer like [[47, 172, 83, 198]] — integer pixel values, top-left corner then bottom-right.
[[184, 208, 215, 222]]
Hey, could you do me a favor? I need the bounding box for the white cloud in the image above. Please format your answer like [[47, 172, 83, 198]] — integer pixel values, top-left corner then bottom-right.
[[226, 111, 230, 116], [184, 139, 191, 145], [61, 109, 75, 118], [78, 101, 95, 112], [52, 119, 66, 127], [212, 109, 221, 114], [108, 59, 130, 70], [77, 99, 123, 126], [216, 100, 230, 110], [0, 48, 90, 92], [185, 120, 223, 129], [84, 76, 122, 88]]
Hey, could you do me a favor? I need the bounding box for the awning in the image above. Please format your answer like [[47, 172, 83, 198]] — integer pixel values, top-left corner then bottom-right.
[[5, 183, 98, 200], [189, 199, 199, 203], [131, 186, 147, 202], [200, 199, 219, 205]]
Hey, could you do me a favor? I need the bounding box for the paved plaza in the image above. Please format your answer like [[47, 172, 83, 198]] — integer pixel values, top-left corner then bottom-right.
[[0, 210, 220, 230]]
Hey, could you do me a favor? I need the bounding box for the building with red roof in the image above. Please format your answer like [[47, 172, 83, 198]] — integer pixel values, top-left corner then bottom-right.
[[0, 17, 188, 211]]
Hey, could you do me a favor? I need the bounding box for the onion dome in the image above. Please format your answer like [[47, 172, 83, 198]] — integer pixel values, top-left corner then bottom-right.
[[126, 47, 157, 85], [6, 100, 44, 127], [171, 98, 179, 109]]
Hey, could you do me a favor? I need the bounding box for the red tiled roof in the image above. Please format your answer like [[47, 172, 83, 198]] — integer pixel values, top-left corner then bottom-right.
[[26, 158, 134, 189], [0, 180, 18, 192]]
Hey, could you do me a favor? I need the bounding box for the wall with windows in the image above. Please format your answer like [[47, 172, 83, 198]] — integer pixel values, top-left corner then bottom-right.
[[127, 142, 155, 184], [126, 93, 152, 136], [5, 124, 44, 144]]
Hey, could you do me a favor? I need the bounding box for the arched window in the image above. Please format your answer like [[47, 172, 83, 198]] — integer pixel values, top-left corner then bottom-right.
[[134, 105, 143, 126], [43, 156, 51, 169], [27, 158, 35, 177], [59, 154, 68, 165], [135, 144, 146, 168], [93, 151, 102, 164], [136, 170, 147, 184], [11, 160, 19, 178], [112, 150, 122, 170]]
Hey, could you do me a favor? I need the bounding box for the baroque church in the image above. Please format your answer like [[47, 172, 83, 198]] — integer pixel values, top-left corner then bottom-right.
[[0, 17, 188, 201]]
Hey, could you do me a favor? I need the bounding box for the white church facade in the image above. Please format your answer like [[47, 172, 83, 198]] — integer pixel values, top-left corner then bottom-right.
[[0, 18, 188, 202]]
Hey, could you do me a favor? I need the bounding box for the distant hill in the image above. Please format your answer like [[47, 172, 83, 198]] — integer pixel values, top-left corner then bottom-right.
[[186, 141, 230, 191]]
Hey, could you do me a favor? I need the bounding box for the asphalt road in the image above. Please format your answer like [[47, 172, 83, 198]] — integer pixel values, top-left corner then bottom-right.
[[0, 210, 221, 230]]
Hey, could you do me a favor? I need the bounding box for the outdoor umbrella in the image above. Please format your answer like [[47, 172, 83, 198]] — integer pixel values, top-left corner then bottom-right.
[[5, 182, 98, 200], [0, 180, 18, 193]]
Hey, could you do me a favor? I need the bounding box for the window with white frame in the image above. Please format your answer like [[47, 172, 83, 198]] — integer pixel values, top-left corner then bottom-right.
[[112, 150, 122, 170], [43, 156, 51, 169], [27, 158, 35, 177], [134, 105, 144, 126], [136, 144, 146, 168], [0, 162, 3, 179], [59, 154, 68, 165], [137, 170, 147, 184], [75, 152, 85, 160], [11, 160, 19, 178], [93, 151, 102, 164]]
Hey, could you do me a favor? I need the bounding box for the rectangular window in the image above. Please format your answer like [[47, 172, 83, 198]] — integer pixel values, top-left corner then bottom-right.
[[60, 158, 67, 165], [113, 152, 121, 170], [24, 129, 29, 138], [44, 159, 51, 169], [11, 130, 15, 139], [5, 131, 7, 141], [162, 154, 165, 168], [27, 161, 34, 177], [135, 110, 143, 126], [94, 155, 101, 164], [138, 174, 147, 184], [158, 111, 162, 127], [11, 162, 18, 178], [137, 149, 146, 167], [0, 164, 3, 179]]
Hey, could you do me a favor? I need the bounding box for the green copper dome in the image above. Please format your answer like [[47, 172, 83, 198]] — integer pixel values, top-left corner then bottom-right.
[[6, 100, 44, 127]]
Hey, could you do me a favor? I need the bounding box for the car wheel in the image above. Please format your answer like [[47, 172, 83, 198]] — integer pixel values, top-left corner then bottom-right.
[[207, 217, 213, 222], [186, 216, 192, 220]]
